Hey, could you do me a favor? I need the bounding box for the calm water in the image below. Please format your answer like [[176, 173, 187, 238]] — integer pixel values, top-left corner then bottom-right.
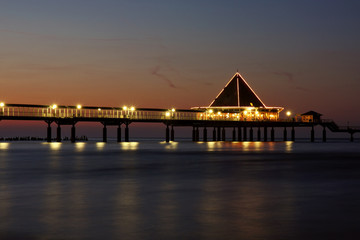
[[1, 140, 360, 240]]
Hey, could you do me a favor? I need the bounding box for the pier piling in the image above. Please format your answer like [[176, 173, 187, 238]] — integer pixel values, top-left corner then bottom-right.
[[271, 127, 275, 142], [283, 127, 287, 141], [117, 125, 121, 142], [311, 125, 315, 142], [71, 124, 76, 143], [56, 124, 61, 142], [243, 127, 247, 141], [203, 127, 207, 142], [213, 127, 216, 141], [103, 125, 107, 142], [257, 127, 261, 141], [238, 127, 242, 141], [249, 127, 253, 141], [46, 122, 52, 142], [125, 123, 129, 142], [171, 126, 174, 141], [232, 127, 236, 141], [264, 127, 268, 142], [166, 125, 170, 142], [291, 126, 295, 142]]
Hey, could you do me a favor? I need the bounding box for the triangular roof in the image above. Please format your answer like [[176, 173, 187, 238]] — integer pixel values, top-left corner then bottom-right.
[[209, 72, 266, 108]]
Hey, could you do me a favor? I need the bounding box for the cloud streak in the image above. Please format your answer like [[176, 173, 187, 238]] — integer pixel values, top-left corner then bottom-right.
[[151, 66, 176, 89], [272, 71, 294, 82]]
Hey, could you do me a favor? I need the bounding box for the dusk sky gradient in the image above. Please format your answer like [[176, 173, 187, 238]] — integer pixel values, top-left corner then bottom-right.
[[1, 0, 360, 137]]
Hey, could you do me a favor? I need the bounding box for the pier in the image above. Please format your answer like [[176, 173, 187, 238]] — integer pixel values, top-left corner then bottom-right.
[[0, 72, 358, 142]]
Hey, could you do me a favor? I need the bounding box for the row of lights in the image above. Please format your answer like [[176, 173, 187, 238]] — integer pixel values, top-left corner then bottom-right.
[[50, 104, 136, 111], [165, 108, 176, 117]]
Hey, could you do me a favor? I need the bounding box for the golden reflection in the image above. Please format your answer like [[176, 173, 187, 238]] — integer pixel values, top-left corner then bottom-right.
[[0, 142, 10, 150], [206, 142, 222, 151], [165, 142, 178, 150], [48, 142, 62, 151], [242, 141, 251, 151], [120, 142, 139, 150], [96, 142, 106, 150], [75, 142, 86, 152], [285, 141, 293, 152]]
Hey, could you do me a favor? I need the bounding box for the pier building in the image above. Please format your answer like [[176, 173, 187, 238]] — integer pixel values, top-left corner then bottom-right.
[[192, 72, 283, 121]]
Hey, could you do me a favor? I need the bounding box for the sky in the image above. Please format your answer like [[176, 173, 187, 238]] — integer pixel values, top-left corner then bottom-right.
[[0, 0, 360, 137]]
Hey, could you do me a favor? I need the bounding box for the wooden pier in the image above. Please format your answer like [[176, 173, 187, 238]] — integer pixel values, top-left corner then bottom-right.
[[0, 103, 358, 142]]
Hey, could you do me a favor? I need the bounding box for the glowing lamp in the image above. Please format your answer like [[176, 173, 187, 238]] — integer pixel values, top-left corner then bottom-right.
[[0, 102, 5, 107], [77, 105, 82, 109], [130, 106, 135, 111], [286, 111, 291, 116], [52, 104, 57, 109], [209, 109, 213, 114], [123, 106, 127, 111], [171, 108, 175, 112], [244, 111, 248, 115], [165, 112, 171, 117], [98, 108, 101, 111]]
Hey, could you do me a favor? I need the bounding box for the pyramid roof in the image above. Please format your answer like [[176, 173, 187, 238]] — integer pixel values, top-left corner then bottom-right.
[[209, 72, 266, 108]]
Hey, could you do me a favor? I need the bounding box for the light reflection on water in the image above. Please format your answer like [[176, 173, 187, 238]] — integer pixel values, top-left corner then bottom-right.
[[0, 141, 360, 239]]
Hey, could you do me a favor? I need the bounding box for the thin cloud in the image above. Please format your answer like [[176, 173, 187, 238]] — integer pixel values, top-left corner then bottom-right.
[[272, 71, 294, 82], [151, 66, 177, 89]]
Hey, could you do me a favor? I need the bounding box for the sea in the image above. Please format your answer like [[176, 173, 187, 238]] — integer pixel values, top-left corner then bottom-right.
[[0, 138, 360, 240]]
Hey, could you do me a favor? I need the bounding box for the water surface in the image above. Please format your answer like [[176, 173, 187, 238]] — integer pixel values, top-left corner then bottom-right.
[[1, 141, 360, 239]]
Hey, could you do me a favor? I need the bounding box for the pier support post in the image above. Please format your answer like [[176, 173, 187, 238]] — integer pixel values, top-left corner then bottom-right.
[[264, 127, 268, 142], [46, 122, 52, 142], [192, 127, 196, 141], [171, 126, 174, 141], [243, 127, 247, 141], [291, 126, 295, 142], [103, 124, 107, 142], [283, 127, 287, 141], [257, 127, 261, 141], [166, 125, 170, 143], [271, 127, 275, 142], [56, 124, 61, 142], [238, 127, 242, 141], [203, 127, 207, 142], [71, 124, 76, 143], [222, 127, 226, 141], [322, 127, 326, 142], [125, 123, 129, 142], [232, 127, 236, 141], [117, 125, 121, 142], [213, 127, 216, 141], [196, 127, 200, 141], [217, 127, 221, 141], [350, 132, 354, 142], [249, 127, 253, 141], [311, 125, 315, 142]]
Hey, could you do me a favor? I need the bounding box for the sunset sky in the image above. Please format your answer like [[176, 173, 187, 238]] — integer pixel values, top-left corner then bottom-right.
[[1, 0, 360, 137]]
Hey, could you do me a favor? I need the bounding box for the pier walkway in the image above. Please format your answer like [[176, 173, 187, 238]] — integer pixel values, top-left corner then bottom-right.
[[0, 103, 358, 142]]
